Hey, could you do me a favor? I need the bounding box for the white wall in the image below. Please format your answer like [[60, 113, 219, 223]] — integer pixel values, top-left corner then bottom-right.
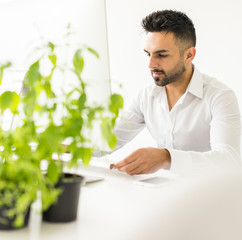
[[0, 0, 111, 131], [106, 0, 242, 155], [0, 0, 111, 103]]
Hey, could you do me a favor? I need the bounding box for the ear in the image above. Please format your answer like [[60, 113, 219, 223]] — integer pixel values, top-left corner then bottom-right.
[[184, 47, 196, 63]]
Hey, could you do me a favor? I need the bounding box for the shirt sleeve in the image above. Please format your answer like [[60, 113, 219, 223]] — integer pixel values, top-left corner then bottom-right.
[[168, 90, 241, 175], [92, 90, 146, 157], [113, 91, 145, 150]]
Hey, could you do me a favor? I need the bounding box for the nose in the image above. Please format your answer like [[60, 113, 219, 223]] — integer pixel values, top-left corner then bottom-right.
[[148, 55, 159, 69]]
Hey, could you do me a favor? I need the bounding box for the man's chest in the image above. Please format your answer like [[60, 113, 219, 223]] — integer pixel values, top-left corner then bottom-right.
[[143, 96, 211, 151]]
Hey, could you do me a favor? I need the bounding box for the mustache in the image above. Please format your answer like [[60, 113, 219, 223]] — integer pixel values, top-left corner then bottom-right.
[[151, 69, 165, 74]]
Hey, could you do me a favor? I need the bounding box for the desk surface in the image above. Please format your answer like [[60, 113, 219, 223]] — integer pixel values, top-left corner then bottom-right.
[[1, 164, 242, 240]]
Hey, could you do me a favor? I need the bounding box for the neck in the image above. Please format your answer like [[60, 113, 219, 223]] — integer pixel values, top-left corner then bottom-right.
[[166, 64, 193, 96], [165, 64, 194, 110]]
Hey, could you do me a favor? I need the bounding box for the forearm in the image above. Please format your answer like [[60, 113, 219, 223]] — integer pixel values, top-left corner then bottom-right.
[[167, 146, 241, 175]]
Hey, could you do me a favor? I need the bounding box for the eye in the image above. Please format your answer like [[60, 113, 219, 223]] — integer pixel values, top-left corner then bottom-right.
[[158, 54, 168, 58]]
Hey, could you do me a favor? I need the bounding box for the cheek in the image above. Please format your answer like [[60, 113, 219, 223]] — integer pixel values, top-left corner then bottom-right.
[[161, 59, 174, 71], [165, 57, 183, 71]]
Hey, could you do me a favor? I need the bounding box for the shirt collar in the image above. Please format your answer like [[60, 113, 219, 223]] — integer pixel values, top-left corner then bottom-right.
[[186, 66, 203, 99], [152, 84, 164, 97], [151, 66, 204, 99]]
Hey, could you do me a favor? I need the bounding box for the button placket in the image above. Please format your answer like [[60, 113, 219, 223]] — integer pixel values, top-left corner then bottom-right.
[[166, 107, 178, 148]]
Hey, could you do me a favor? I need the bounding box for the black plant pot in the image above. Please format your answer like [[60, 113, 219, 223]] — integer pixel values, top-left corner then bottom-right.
[[43, 173, 84, 223], [0, 205, 30, 230]]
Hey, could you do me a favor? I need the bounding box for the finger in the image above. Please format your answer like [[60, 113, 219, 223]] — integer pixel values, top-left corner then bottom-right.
[[126, 164, 146, 175], [118, 160, 140, 174], [125, 159, 155, 175], [114, 151, 139, 169], [109, 164, 115, 170], [126, 166, 142, 175]]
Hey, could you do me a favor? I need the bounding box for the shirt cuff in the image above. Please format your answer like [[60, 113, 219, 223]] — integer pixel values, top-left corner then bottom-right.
[[167, 148, 193, 176]]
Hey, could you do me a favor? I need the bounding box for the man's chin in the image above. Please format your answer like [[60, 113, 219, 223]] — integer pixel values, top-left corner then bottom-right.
[[153, 78, 166, 87]]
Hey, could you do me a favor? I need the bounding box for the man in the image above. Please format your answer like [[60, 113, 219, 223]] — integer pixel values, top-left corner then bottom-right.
[[111, 10, 241, 175]]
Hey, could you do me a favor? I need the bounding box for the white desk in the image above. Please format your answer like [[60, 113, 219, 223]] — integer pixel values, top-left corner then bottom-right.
[[1, 164, 242, 240]]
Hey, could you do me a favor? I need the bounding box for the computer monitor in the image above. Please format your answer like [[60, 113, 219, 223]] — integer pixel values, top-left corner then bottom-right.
[[0, 0, 111, 129]]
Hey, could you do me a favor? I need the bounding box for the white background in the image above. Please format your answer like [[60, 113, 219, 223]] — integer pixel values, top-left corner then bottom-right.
[[0, 0, 111, 103]]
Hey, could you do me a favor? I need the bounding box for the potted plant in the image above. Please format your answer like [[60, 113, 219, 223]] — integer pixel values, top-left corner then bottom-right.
[[0, 35, 123, 227], [0, 62, 61, 229]]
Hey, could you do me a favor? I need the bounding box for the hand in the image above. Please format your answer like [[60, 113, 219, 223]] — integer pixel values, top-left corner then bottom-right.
[[112, 147, 171, 175]]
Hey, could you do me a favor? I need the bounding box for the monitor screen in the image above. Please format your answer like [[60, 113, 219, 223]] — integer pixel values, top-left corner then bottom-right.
[[0, 0, 111, 129]]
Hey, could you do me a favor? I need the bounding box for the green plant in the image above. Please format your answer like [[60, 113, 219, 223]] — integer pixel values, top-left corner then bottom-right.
[[0, 62, 60, 228], [0, 38, 123, 227]]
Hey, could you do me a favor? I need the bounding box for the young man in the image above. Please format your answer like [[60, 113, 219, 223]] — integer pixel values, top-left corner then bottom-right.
[[112, 10, 241, 175]]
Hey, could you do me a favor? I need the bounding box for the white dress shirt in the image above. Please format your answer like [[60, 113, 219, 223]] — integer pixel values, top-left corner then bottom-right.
[[114, 67, 241, 175]]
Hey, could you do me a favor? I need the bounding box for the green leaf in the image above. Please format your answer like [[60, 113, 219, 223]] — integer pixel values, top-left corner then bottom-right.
[[109, 94, 123, 117], [0, 70, 2, 85], [41, 186, 61, 211], [13, 214, 24, 228], [12, 122, 36, 155], [48, 54, 57, 66], [87, 47, 99, 59], [101, 118, 117, 150], [16, 192, 32, 213], [22, 90, 37, 117], [88, 109, 96, 122], [73, 49, 84, 76], [38, 125, 64, 154], [48, 42, 55, 52], [71, 147, 93, 167], [63, 116, 83, 138], [47, 161, 59, 184], [78, 93, 86, 110], [24, 61, 41, 85], [43, 80, 54, 97], [0, 91, 20, 113], [2, 61, 12, 69], [82, 148, 92, 166], [0, 61, 11, 84]]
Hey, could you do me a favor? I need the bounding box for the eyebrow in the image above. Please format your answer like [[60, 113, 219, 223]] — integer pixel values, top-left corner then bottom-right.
[[144, 49, 169, 54]]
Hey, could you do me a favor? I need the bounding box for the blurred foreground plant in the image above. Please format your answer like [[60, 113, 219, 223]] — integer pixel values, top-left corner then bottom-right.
[[0, 39, 123, 227]]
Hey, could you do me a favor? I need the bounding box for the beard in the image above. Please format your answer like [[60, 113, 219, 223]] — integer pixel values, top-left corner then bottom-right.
[[151, 59, 186, 87]]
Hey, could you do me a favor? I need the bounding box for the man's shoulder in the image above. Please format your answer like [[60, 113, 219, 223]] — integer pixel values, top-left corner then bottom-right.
[[193, 68, 234, 97], [201, 73, 231, 91], [196, 69, 237, 104], [189, 67, 237, 104], [195, 68, 231, 91]]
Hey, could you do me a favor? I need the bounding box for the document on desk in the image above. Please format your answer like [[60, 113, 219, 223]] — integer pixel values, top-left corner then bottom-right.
[[83, 175, 105, 184], [58, 153, 111, 169], [88, 156, 111, 169], [57, 153, 179, 187], [133, 176, 174, 188]]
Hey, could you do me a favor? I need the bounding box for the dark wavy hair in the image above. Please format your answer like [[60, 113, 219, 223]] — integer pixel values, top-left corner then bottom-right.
[[141, 10, 196, 49]]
